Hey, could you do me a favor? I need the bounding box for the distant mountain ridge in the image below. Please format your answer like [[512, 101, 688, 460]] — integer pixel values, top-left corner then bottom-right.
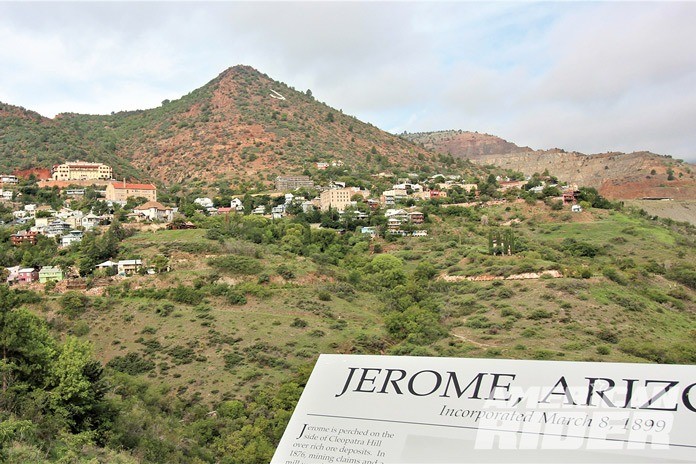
[[404, 130, 696, 200]]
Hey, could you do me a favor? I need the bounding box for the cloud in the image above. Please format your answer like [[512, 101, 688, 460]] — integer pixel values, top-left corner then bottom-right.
[[0, 2, 694, 162]]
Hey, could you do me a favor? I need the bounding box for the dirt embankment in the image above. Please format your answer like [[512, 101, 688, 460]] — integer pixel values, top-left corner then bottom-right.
[[624, 200, 696, 226]]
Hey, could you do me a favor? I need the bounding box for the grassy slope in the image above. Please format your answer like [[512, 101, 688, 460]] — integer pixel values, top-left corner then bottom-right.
[[27, 202, 692, 409]]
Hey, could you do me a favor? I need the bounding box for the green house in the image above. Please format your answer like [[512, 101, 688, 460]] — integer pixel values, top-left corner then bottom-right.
[[39, 266, 64, 283]]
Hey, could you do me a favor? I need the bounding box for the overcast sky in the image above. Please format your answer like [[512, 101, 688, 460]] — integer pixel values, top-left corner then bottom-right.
[[1, 1, 695, 162]]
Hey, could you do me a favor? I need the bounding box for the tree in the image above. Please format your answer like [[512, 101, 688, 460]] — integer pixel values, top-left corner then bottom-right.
[[0, 286, 56, 410], [49, 337, 109, 433]]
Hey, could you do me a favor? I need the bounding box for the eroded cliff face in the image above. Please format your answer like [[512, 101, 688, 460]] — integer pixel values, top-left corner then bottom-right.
[[470, 150, 696, 199], [405, 131, 696, 200]]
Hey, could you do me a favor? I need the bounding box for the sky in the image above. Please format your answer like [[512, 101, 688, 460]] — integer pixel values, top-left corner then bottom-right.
[[1, 1, 695, 163]]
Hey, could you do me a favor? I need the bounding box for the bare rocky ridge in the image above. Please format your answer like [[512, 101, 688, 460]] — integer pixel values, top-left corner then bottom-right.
[[405, 131, 696, 200]]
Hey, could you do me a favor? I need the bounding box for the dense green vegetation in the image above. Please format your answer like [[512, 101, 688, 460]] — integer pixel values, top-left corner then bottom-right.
[[1, 190, 695, 462]]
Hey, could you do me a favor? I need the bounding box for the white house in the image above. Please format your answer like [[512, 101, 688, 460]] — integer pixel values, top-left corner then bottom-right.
[[194, 197, 214, 209], [61, 230, 84, 247], [230, 198, 244, 211], [133, 201, 174, 222], [571, 204, 583, 213], [81, 213, 101, 229]]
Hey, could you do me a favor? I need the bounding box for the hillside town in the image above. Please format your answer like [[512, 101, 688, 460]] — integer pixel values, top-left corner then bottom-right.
[[0, 159, 592, 289]]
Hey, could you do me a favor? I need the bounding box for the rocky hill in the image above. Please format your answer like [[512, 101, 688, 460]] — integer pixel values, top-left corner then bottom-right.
[[1, 66, 446, 187], [405, 130, 696, 200]]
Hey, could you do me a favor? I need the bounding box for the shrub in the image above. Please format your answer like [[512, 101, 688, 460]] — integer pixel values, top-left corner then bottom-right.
[[603, 267, 628, 286], [528, 309, 553, 320], [223, 352, 244, 370], [667, 265, 696, 290], [465, 315, 493, 329], [169, 285, 203, 305], [226, 291, 247, 305], [208, 255, 263, 275], [277, 264, 296, 280], [59, 291, 89, 318], [156, 302, 175, 317], [290, 318, 308, 328], [107, 352, 155, 375], [72, 321, 90, 336], [597, 329, 619, 343]]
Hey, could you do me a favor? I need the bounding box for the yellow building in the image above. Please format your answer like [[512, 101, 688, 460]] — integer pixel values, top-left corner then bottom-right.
[[320, 187, 368, 212], [105, 181, 157, 203], [52, 161, 113, 181]]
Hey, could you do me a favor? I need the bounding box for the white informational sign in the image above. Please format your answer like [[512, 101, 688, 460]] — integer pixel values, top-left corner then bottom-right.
[[271, 355, 696, 463]]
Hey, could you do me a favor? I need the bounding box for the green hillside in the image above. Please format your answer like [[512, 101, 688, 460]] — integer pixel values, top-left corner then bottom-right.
[[2, 197, 694, 462]]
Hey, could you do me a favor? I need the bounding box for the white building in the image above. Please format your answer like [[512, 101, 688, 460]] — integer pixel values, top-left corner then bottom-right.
[[61, 230, 84, 247], [194, 197, 214, 209], [230, 198, 244, 211], [133, 201, 174, 222], [0, 175, 19, 184]]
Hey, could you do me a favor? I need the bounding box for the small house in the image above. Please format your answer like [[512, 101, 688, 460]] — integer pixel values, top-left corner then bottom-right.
[[571, 204, 583, 213], [61, 230, 84, 247], [39, 266, 64, 283], [117, 259, 143, 276], [10, 230, 39, 246], [133, 201, 174, 222], [81, 213, 101, 229], [408, 211, 425, 224], [4, 266, 20, 284], [17, 268, 39, 284]]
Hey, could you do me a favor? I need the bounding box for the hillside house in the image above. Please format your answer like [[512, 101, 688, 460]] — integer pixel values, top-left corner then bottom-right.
[[384, 209, 409, 221], [563, 191, 579, 204], [381, 189, 408, 206], [10, 230, 39, 246], [17, 268, 39, 284], [571, 204, 583, 213], [194, 197, 214, 209], [39, 266, 64, 283], [0, 189, 13, 201], [61, 230, 84, 247], [387, 218, 402, 231], [105, 181, 157, 203], [118, 260, 142, 276], [499, 181, 526, 191], [231, 198, 244, 211], [133, 201, 174, 222], [34, 216, 51, 229], [412, 230, 428, 237], [393, 182, 423, 193], [0, 175, 19, 184], [4, 266, 20, 284], [81, 213, 101, 229], [408, 211, 425, 224], [46, 220, 71, 237]]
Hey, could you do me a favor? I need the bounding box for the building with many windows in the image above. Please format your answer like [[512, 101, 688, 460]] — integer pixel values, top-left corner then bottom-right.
[[275, 175, 314, 192], [105, 181, 157, 203], [52, 161, 113, 181]]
